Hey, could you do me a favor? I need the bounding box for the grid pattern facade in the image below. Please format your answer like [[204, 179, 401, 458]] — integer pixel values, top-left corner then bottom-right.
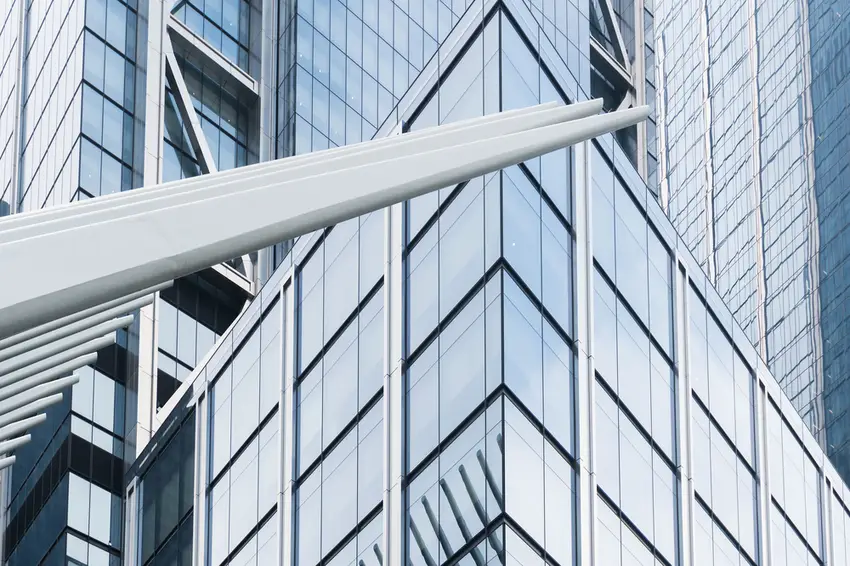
[[808, 1, 850, 483], [126, 5, 850, 566], [1, 0, 259, 565], [1, 0, 145, 564], [655, 0, 828, 455], [0, 1, 21, 216]]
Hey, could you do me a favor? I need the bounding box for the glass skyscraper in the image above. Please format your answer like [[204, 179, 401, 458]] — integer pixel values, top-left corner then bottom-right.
[[123, 1, 850, 566], [0, 0, 256, 563], [3, 0, 850, 566], [654, 0, 850, 483]]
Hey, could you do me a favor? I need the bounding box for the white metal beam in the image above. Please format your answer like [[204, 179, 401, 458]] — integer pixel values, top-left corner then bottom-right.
[[0, 335, 115, 387], [0, 283, 169, 351], [0, 102, 565, 236], [0, 103, 649, 340], [0, 375, 80, 418], [0, 393, 64, 429], [0, 414, 46, 443], [10, 104, 583, 238], [0, 315, 133, 377], [0, 456, 15, 472], [0, 297, 150, 363], [0, 434, 31, 455], [0, 353, 97, 403]]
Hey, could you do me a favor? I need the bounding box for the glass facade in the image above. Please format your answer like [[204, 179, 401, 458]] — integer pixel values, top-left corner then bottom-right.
[[1, 0, 256, 564], [125, 3, 850, 566], [655, 0, 850, 487], [0, 1, 21, 217], [4, 0, 850, 566], [808, 2, 850, 482]]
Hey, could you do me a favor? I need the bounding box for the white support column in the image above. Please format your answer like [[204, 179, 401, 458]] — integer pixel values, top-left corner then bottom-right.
[[193, 389, 209, 566], [124, 479, 140, 566], [758, 385, 773, 564], [136, 0, 170, 461], [823, 477, 834, 564], [280, 271, 297, 566], [573, 140, 596, 564], [384, 194, 405, 565], [675, 259, 695, 566], [255, 0, 280, 289]]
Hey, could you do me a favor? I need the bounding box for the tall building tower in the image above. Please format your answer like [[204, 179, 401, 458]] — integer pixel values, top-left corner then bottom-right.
[[108, 3, 850, 566], [4, 1, 850, 566], [0, 0, 260, 563], [654, 0, 850, 481]]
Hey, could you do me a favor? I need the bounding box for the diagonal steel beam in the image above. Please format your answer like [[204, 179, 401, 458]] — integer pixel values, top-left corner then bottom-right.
[[167, 14, 258, 97], [0, 104, 649, 339], [164, 36, 218, 176], [599, 0, 631, 72], [0, 102, 601, 246], [162, 36, 257, 279]]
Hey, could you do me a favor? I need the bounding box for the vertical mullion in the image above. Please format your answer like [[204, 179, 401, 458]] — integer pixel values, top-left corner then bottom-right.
[[280, 271, 296, 566], [573, 138, 595, 564], [675, 260, 694, 566]]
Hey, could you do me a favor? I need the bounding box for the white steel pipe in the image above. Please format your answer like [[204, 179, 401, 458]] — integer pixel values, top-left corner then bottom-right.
[[0, 434, 31, 455], [0, 282, 168, 351], [0, 315, 132, 377], [0, 393, 64, 429], [0, 414, 46, 443], [0, 353, 96, 403], [0, 335, 115, 388], [0, 375, 80, 416], [0, 296, 151, 363]]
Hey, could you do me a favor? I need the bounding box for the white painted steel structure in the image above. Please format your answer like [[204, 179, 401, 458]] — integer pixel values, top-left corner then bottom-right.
[[0, 100, 648, 470], [0, 287, 164, 468]]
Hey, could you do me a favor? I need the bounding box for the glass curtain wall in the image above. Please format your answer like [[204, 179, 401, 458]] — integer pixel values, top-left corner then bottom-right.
[[126, 3, 850, 566], [403, 9, 576, 564]]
